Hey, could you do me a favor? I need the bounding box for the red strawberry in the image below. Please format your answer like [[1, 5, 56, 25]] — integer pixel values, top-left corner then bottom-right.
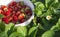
[[12, 20, 16, 24], [9, 17, 13, 21], [16, 11, 21, 16], [13, 16, 18, 21], [8, 3, 13, 7], [8, 8, 12, 12], [12, 1, 17, 5], [2, 18, 9, 24], [21, 19, 26, 23], [18, 13, 25, 20], [12, 11, 16, 15], [1, 5, 7, 9], [26, 10, 32, 16], [14, 6, 18, 11], [5, 10, 10, 16]]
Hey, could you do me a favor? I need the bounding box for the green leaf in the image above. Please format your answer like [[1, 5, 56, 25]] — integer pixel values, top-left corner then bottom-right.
[[31, 0, 36, 3], [17, 26, 27, 37], [45, 0, 52, 7], [41, 30, 55, 37], [9, 32, 24, 37], [0, 22, 5, 32], [38, 23, 45, 30], [45, 0, 58, 7], [5, 23, 14, 32], [34, 2, 45, 11], [50, 25, 60, 31], [0, 32, 7, 37], [41, 9, 53, 17], [51, 18, 60, 31], [28, 27, 38, 37], [37, 11, 42, 17], [0, 14, 4, 18], [52, 2, 60, 9]]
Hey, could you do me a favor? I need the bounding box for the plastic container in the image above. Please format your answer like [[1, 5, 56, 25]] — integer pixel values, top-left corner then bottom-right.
[[0, 0, 34, 26]]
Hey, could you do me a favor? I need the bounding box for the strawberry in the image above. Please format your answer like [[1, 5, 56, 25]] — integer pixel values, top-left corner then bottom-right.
[[1, 5, 8, 11], [9, 17, 13, 21], [5, 10, 11, 16], [21, 19, 26, 23], [8, 3, 13, 7], [12, 11, 16, 15], [18, 13, 25, 20], [1, 12, 5, 15], [16, 11, 21, 16], [14, 6, 18, 11], [13, 16, 18, 21], [2, 18, 9, 24], [1, 5, 7, 9], [12, 1, 17, 5], [26, 10, 32, 16], [8, 8, 12, 12]]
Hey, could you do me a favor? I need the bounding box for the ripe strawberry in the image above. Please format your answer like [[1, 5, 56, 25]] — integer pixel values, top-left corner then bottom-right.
[[8, 8, 12, 12], [1, 12, 5, 15], [8, 3, 13, 7], [12, 20, 16, 24], [1, 5, 7, 9], [13, 16, 18, 21], [16, 11, 21, 16], [12, 11, 16, 15], [2, 18, 9, 24], [26, 10, 32, 16], [20, 19, 26, 23], [5, 10, 11, 16], [14, 6, 18, 11], [9, 17, 13, 21], [18, 13, 25, 20], [12, 1, 17, 5]]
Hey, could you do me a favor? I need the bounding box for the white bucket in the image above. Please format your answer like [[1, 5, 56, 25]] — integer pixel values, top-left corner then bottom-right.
[[0, 0, 34, 26]]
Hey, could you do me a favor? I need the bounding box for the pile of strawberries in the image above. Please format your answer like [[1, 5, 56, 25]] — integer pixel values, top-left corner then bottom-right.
[[0, 1, 32, 24]]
